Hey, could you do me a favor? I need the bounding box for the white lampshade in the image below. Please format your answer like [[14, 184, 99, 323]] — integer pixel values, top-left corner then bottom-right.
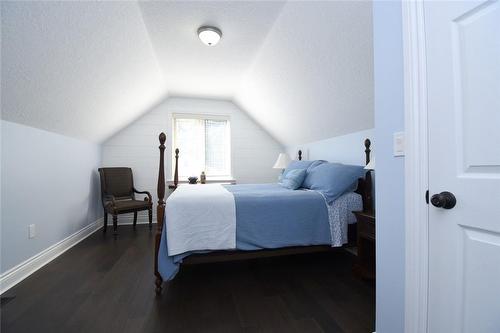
[[364, 157, 375, 170], [273, 153, 291, 169]]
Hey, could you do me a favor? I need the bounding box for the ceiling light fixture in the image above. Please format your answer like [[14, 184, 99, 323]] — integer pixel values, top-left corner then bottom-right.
[[197, 26, 222, 46]]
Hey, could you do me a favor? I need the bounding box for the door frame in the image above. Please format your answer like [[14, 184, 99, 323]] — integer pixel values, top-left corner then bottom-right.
[[402, 1, 430, 332]]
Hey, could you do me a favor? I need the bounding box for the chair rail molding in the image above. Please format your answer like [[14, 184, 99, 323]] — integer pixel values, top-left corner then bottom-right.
[[402, 1, 430, 333], [0, 218, 103, 295]]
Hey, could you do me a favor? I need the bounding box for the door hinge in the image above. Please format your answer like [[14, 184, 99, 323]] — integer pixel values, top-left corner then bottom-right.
[[425, 190, 429, 204]]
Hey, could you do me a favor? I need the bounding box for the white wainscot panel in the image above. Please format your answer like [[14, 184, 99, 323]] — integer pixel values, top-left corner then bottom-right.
[[462, 227, 500, 332], [454, 2, 500, 174]]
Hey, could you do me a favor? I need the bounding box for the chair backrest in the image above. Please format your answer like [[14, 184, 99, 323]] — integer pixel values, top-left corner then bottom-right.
[[98, 167, 134, 200]]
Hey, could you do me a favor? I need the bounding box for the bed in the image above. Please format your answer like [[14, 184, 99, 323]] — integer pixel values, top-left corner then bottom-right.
[[154, 133, 373, 294]]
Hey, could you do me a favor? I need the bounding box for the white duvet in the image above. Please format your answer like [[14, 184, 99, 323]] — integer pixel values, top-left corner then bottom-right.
[[165, 184, 236, 256]]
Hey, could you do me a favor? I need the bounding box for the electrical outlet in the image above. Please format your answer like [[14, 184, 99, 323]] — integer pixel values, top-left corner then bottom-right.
[[393, 132, 405, 156], [29, 224, 36, 239]]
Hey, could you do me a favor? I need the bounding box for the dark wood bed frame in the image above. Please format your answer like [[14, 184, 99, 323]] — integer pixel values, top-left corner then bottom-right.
[[154, 133, 372, 295]]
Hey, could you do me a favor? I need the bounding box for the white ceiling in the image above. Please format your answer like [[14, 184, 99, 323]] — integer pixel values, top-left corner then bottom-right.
[[138, 1, 286, 99], [1, 1, 167, 142], [1, 1, 373, 146], [236, 1, 374, 145]]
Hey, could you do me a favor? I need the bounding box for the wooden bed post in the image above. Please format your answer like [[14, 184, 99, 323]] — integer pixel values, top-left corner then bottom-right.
[[363, 139, 373, 212], [174, 148, 179, 188], [154, 132, 166, 295], [364, 138, 371, 165], [298, 150, 302, 161]]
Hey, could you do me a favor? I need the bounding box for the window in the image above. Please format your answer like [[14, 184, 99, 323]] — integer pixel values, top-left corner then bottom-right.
[[173, 114, 231, 179]]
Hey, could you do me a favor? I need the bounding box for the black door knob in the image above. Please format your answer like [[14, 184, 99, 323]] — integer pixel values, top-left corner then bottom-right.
[[430, 191, 456, 209]]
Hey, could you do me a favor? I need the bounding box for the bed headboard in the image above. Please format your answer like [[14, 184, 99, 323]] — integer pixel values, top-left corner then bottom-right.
[[294, 140, 372, 212]]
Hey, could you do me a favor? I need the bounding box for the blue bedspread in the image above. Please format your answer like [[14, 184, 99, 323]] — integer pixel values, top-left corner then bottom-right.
[[157, 183, 330, 280]]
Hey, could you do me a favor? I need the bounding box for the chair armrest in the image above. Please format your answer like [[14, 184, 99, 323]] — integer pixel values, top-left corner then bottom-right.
[[133, 188, 152, 203], [102, 194, 116, 208]]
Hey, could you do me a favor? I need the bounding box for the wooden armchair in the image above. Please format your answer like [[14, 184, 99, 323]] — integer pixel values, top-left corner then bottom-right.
[[98, 167, 152, 235]]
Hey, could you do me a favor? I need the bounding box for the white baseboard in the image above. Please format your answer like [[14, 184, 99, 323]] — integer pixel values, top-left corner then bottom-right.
[[0, 218, 103, 295]]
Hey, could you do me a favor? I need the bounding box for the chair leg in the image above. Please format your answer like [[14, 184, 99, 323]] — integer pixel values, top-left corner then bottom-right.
[[133, 212, 138, 229], [113, 215, 118, 236], [103, 212, 108, 233], [148, 209, 152, 230]]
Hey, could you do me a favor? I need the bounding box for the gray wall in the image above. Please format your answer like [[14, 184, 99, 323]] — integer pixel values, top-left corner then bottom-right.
[[1, 120, 102, 274], [373, 1, 406, 332]]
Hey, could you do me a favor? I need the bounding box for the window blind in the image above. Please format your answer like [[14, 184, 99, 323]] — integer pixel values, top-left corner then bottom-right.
[[173, 116, 230, 179]]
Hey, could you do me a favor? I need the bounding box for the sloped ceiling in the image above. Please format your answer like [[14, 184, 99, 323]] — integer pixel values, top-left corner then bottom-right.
[[1, 1, 167, 142], [236, 1, 373, 145], [138, 1, 286, 99], [1, 1, 373, 146]]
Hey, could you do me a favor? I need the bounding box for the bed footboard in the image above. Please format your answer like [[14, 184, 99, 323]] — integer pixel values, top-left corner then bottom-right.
[[154, 133, 166, 295]]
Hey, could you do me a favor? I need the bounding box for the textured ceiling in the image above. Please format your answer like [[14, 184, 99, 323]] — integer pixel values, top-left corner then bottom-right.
[[138, 1, 286, 99], [1, 1, 167, 142], [236, 1, 374, 145], [1, 1, 373, 146]]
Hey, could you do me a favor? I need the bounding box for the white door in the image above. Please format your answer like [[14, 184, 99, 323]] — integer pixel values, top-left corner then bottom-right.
[[425, 0, 500, 332]]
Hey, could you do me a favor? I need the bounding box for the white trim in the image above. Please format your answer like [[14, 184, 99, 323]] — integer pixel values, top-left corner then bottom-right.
[[169, 179, 236, 185], [0, 218, 103, 295], [172, 113, 230, 121], [402, 1, 430, 333]]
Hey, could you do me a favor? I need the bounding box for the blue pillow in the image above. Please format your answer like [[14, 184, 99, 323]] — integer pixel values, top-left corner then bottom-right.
[[302, 161, 338, 188], [279, 168, 307, 190], [282, 160, 326, 177], [283, 160, 313, 174], [306, 160, 327, 172], [279, 160, 312, 182], [305, 163, 366, 203]]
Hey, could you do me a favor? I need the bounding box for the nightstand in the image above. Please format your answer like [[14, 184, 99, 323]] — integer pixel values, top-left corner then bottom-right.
[[353, 210, 375, 280]]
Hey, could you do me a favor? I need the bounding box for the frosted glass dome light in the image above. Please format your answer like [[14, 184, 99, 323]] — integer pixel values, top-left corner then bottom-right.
[[198, 26, 222, 46]]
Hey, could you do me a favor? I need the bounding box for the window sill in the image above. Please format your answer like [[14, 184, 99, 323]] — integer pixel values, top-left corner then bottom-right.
[[167, 178, 236, 189]]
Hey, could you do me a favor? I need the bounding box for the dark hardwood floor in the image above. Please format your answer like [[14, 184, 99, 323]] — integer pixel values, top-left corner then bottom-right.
[[0, 225, 375, 333]]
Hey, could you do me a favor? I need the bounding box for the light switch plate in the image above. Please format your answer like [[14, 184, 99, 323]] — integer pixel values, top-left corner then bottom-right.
[[393, 132, 405, 156], [29, 224, 36, 239]]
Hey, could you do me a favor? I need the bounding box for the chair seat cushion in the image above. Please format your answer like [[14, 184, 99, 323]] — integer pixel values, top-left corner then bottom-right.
[[111, 199, 151, 213]]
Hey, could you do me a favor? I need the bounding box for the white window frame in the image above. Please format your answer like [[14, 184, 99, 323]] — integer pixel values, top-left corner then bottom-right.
[[172, 113, 232, 180]]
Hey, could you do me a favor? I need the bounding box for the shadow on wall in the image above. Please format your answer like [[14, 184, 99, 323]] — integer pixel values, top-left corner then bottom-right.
[[87, 169, 102, 223]]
